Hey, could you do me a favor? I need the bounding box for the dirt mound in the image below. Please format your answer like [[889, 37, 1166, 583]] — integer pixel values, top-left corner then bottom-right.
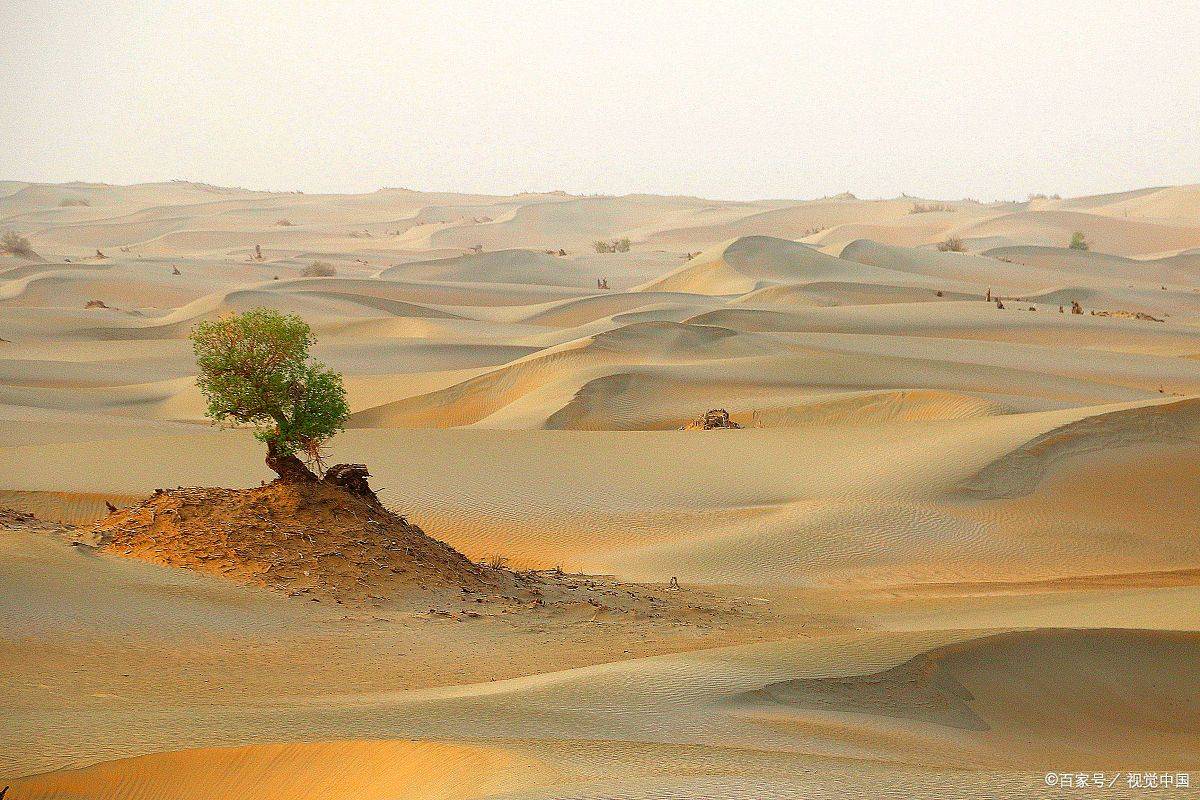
[[91, 478, 501, 602], [683, 409, 743, 430]]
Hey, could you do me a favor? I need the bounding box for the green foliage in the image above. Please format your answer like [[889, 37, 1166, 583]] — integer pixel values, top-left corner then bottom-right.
[[190, 309, 348, 461], [593, 237, 632, 254], [1069, 231, 1089, 250]]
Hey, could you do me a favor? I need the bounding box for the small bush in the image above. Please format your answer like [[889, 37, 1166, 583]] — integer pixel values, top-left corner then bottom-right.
[[594, 238, 632, 254], [59, 197, 90, 207], [936, 236, 966, 252], [273, 219, 294, 226], [301, 261, 336, 277], [1069, 231, 1089, 251], [1, 231, 35, 258]]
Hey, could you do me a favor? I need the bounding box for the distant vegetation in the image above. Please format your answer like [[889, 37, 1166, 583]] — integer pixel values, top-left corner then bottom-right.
[[909, 203, 955, 214], [593, 238, 631, 254], [59, 197, 90, 207], [1028, 193, 1062, 201], [302, 261, 336, 277], [936, 236, 966, 252], [1069, 231, 1089, 250], [274, 219, 294, 226], [1, 231, 35, 258], [191, 309, 349, 481]]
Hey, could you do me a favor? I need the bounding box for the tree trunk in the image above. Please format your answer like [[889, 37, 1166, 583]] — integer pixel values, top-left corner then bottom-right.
[[323, 463, 379, 505], [266, 440, 317, 482]]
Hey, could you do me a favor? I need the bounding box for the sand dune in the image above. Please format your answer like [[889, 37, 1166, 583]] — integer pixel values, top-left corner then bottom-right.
[[738, 628, 1200, 764], [1046, 184, 1200, 226], [638, 235, 926, 295], [983, 244, 1200, 285], [950, 209, 1200, 255], [643, 197, 992, 252], [839, 238, 1060, 293], [959, 396, 1200, 498]]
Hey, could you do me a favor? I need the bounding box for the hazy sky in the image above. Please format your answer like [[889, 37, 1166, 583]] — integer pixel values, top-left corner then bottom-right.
[[2, 1, 1197, 201]]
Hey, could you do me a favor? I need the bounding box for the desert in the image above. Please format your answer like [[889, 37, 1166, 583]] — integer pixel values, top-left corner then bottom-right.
[[2, 179, 1199, 798]]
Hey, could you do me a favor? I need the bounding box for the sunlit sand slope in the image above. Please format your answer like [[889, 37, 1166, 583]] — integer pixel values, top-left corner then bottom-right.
[[10, 740, 565, 800]]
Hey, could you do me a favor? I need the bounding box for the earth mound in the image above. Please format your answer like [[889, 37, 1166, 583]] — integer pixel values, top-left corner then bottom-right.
[[91, 476, 501, 602], [683, 409, 743, 430]]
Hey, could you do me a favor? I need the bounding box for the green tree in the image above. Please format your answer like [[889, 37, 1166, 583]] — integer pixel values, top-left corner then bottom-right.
[[1069, 231, 1089, 251], [190, 308, 349, 481]]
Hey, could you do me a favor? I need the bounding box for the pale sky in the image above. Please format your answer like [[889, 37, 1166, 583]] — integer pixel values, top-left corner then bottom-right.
[[2, 1, 1197, 201]]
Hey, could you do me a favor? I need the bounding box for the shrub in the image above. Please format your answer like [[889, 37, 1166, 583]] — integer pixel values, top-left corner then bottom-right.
[[191, 309, 349, 480], [909, 203, 954, 214], [594, 238, 632, 254], [936, 236, 966, 252], [301, 261, 336, 277], [273, 219, 294, 226], [1069, 231, 1089, 250], [59, 197, 90, 207], [0, 231, 35, 258]]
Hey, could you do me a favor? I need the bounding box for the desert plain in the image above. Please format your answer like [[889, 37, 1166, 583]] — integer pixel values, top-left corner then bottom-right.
[[2, 181, 1200, 798]]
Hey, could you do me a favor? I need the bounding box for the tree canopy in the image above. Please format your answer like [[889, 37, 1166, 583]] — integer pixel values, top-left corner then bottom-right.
[[191, 308, 348, 478]]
